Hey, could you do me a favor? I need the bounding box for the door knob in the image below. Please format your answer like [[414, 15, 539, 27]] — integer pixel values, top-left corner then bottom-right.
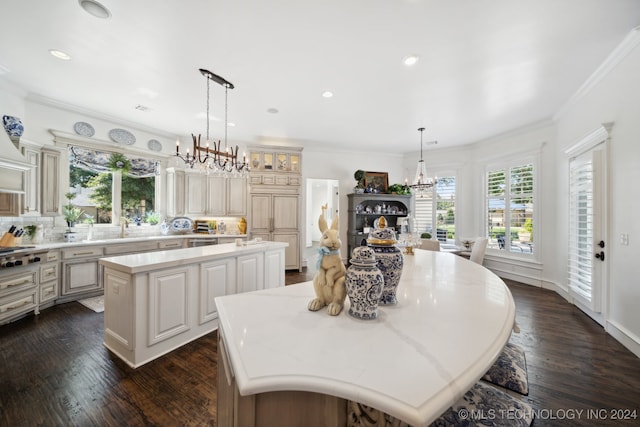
[[598, 240, 605, 248], [595, 251, 605, 261]]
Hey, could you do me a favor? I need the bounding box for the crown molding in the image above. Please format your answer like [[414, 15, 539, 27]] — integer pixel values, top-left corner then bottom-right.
[[555, 26, 640, 120]]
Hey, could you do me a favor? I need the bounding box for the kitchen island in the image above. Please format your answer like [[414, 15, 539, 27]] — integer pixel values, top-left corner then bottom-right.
[[215, 249, 515, 426], [99, 241, 287, 368]]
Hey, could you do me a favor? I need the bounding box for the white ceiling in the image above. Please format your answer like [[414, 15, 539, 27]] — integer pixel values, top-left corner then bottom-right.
[[1, 0, 639, 154]]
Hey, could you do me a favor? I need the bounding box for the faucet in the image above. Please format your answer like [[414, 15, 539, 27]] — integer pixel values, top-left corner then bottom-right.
[[120, 217, 130, 238]]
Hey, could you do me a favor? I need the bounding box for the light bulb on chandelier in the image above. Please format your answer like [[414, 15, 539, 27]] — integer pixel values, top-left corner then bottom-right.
[[175, 68, 248, 175]]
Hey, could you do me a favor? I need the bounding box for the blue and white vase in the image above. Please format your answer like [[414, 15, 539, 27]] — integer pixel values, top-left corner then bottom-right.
[[2, 115, 24, 144], [367, 218, 404, 305], [345, 246, 384, 320]]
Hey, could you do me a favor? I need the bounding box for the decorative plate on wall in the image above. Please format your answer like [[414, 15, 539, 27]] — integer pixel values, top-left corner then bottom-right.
[[169, 217, 193, 234], [148, 139, 162, 152], [73, 121, 95, 137], [108, 128, 136, 145]]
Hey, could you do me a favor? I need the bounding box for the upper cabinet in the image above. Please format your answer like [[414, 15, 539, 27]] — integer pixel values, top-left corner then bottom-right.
[[166, 168, 247, 218], [40, 147, 61, 217]]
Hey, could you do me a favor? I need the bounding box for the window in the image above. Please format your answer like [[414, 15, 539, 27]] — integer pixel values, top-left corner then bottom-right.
[[486, 162, 534, 254], [68, 147, 158, 225], [413, 176, 456, 243]]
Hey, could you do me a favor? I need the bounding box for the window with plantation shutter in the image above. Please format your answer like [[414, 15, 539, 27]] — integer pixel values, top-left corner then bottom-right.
[[486, 162, 534, 254], [413, 177, 455, 242]]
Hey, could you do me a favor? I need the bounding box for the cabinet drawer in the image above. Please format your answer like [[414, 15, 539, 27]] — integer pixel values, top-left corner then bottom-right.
[[262, 175, 276, 185], [40, 263, 59, 282], [104, 241, 158, 255], [158, 240, 184, 249], [40, 281, 58, 304], [0, 270, 37, 295], [62, 246, 103, 259], [289, 176, 300, 185], [45, 250, 60, 262], [249, 175, 262, 185], [275, 175, 289, 185], [0, 289, 37, 319]]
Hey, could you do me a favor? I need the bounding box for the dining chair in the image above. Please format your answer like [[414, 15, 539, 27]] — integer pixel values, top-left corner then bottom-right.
[[419, 239, 441, 251], [469, 237, 488, 264]]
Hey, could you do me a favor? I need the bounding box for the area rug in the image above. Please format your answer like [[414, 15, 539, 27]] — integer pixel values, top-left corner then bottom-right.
[[431, 381, 534, 427], [482, 342, 529, 395], [78, 295, 104, 313]]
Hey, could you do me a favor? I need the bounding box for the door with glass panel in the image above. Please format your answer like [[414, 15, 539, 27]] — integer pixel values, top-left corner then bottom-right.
[[568, 144, 606, 325]]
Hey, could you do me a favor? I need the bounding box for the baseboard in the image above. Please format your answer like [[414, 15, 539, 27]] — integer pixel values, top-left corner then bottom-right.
[[606, 320, 640, 359]]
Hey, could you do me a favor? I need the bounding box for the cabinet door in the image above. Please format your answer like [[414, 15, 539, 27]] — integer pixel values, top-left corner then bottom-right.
[[0, 193, 19, 216], [185, 173, 207, 216], [237, 253, 264, 293], [273, 195, 298, 230], [41, 148, 60, 216], [200, 258, 236, 323], [264, 249, 285, 289], [273, 233, 300, 270], [206, 176, 226, 215], [61, 258, 102, 296], [250, 194, 272, 232], [226, 177, 247, 216], [22, 146, 40, 215]]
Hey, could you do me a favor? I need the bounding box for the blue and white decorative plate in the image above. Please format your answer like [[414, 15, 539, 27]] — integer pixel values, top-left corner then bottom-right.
[[169, 217, 193, 234], [109, 128, 136, 145], [73, 121, 95, 137], [148, 139, 162, 152], [2, 115, 24, 138]]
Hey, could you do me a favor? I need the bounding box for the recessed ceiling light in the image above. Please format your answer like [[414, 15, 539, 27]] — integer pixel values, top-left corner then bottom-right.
[[266, 108, 279, 114], [78, 0, 111, 19], [322, 91, 333, 98], [403, 55, 419, 66], [49, 49, 71, 61]]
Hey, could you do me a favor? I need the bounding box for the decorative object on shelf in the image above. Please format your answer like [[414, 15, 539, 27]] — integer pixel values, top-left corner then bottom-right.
[[176, 68, 248, 175], [147, 139, 162, 152], [73, 121, 95, 137], [364, 171, 388, 193], [106, 152, 132, 174], [217, 220, 226, 234], [410, 127, 438, 197], [2, 115, 24, 145], [354, 169, 366, 193], [108, 128, 136, 145], [308, 213, 347, 316], [367, 216, 403, 305], [160, 219, 169, 235], [387, 183, 411, 195], [345, 246, 385, 320], [237, 217, 247, 234]]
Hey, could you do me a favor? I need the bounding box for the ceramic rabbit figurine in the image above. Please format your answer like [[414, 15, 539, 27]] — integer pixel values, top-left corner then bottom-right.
[[308, 213, 346, 315]]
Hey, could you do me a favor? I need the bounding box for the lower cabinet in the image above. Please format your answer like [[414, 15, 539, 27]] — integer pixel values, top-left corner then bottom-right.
[[237, 253, 265, 293], [0, 269, 38, 325], [200, 258, 236, 324], [60, 246, 104, 302]]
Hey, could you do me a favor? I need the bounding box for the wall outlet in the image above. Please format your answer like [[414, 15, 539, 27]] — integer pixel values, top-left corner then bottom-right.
[[620, 233, 629, 246]]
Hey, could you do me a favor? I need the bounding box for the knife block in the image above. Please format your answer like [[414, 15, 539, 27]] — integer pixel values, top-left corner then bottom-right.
[[0, 232, 16, 247]]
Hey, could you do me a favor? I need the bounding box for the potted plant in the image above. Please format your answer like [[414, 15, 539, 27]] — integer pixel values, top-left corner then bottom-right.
[[63, 192, 85, 230], [144, 210, 161, 225], [354, 170, 366, 193]]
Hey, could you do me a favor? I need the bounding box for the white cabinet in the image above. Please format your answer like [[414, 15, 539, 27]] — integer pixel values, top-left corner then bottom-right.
[[200, 258, 236, 323], [264, 249, 285, 289], [237, 252, 264, 293], [0, 193, 19, 217], [40, 147, 61, 217], [39, 250, 60, 308], [60, 246, 104, 302], [167, 168, 247, 217], [21, 145, 40, 215], [0, 269, 38, 325]]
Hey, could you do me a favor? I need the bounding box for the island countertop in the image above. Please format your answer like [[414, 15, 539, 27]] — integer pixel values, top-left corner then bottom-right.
[[99, 241, 287, 274], [215, 249, 515, 426]]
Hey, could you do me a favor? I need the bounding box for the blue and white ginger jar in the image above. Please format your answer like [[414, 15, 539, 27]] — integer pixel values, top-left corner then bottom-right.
[[2, 115, 24, 141], [345, 246, 384, 320], [367, 223, 403, 305]]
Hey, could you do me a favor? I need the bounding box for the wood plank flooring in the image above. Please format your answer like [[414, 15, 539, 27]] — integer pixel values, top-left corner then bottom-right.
[[1, 271, 639, 426]]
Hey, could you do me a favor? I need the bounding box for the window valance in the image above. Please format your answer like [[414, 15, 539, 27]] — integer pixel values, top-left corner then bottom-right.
[[69, 146, 159, 177]]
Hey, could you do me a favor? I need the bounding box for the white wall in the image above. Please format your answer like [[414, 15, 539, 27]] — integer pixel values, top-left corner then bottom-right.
[[553, 31, 640, 356]]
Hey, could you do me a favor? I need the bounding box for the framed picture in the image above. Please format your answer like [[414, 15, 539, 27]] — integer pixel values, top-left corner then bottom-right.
[[364, 171, 388, 193]]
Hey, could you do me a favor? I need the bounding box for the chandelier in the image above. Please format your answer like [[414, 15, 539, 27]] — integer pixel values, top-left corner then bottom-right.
[[176, 68, 248, 175], [409, 127, 437, 197]]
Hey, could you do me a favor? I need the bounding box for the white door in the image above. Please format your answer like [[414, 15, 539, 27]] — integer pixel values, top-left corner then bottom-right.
[[567, 129, 608, 326]]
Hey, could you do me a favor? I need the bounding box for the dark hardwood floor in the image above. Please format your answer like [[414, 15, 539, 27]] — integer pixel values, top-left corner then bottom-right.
[[1, 269, 639, 426]]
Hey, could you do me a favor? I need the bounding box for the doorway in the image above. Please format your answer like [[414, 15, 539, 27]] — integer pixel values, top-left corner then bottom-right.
[[305, 179, 340, 270], [566, 124, 610, 326]]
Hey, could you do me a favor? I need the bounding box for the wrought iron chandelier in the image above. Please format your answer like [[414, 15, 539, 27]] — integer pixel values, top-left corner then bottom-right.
[[409, 127, 437, 197], [176, 68, 248, 175]]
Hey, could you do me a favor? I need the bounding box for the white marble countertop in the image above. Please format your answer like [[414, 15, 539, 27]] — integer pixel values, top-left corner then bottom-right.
[[99, 241, 288, 274], [215, 249, 515, 426]]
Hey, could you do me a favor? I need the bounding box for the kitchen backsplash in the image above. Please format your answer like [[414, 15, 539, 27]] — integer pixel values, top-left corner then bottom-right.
[[0, 216, 244, 244]]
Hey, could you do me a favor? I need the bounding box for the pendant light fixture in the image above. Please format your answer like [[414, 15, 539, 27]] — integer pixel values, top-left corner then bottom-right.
[[409, 127, 436, 197], [176, 68, 248, 175]]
